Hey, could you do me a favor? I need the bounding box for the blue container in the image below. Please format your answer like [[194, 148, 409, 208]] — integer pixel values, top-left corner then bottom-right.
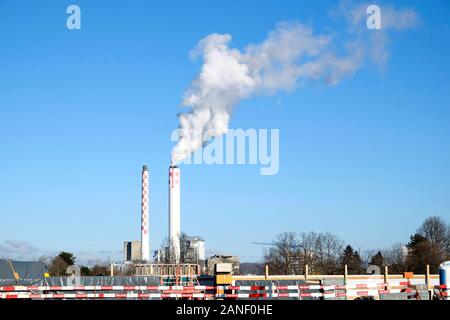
[[439, 261, 450, 300]]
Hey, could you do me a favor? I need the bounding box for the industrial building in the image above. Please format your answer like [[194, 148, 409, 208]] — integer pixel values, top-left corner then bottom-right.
[[206, 255, 240, 276], [122, 164, 215, 277], [0, 259, 48, 284], [123, 241, 142, 263], [119, 165, 243, 280], [183, 236, 206, 264]]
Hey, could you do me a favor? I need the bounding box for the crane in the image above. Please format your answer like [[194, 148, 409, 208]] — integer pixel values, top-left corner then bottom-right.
[[251, 242, 277, 246]]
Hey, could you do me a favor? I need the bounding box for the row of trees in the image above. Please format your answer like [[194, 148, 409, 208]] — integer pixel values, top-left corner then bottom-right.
[[41, 252, 124, 276], [263, 216, 450, 275], [41, 233, 201, 276]]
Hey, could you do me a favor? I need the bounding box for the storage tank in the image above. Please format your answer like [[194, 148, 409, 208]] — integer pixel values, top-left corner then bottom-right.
[[439, 261, 450, 300]]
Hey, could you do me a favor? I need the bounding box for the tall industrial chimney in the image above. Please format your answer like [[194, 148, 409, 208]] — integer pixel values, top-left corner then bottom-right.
[[169, 165, 181, 263], [141, 165, 150, 262]]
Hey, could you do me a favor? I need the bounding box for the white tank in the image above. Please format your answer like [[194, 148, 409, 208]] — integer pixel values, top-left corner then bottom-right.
[[195, 239, 206, 261], [439, 261, 450, 300]]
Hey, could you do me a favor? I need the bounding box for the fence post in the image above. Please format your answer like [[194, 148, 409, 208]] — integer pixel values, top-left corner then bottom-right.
[[265, 265, 269, 280], [305, 265, 309, 280], [426, 264, 431, 300], [344, 264, 348, 300], [382, 265, 389, 301], [344, 264, 348, 284], [384, 265, 389, 286]]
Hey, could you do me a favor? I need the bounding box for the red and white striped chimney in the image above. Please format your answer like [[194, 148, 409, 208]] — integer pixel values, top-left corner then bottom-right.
[[169, 165, 180, 263], [141, 165, 150, 262]]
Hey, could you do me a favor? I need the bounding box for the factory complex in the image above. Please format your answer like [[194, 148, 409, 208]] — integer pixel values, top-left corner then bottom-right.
[[120, 165, 239, 278]]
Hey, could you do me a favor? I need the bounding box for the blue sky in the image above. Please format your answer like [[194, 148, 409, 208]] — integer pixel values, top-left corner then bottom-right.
[[0, 0, 449, 264]]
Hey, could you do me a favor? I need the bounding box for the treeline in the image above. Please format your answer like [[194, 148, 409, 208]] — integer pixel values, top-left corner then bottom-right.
[[263, 216, 450, 275], [39, 252, 133, 276]]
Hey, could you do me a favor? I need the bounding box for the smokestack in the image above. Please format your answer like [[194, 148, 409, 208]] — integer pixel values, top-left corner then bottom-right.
[[141, 165, 150, 262], [169, 165, 181, 263]]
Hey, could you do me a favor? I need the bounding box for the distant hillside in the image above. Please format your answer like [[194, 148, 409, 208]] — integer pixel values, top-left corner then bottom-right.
[[239, 263, 265, 275]]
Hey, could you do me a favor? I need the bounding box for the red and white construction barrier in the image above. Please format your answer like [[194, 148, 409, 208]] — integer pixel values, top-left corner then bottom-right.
[[433, 285, 448, 297], [0, 282, 415, 299], [0, 285, 215, 292], [0, 292, 215, 299], [217, 282, 409, 291], [1, 289, 413, 300], [214, 288, 411, 299]]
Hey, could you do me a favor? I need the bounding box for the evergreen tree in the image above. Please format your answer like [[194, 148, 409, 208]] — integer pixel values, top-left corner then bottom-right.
[[340, 245, 364, 274], [406, 233, 442, 273], [58, 251, 76, 266], [406, 234, 426, 249], [369, 251, 384, 267], [80, 266, 91, 276]]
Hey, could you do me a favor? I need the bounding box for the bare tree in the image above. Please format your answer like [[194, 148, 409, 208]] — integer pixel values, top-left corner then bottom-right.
[[314, 232, 344, 274], [48, 256, 69, 276], [159, 233, 195, 264], [37, 255, 52, 267], [263, 231, 344, 275], [359, 248, 377, 271], [263, 232, 299, 275], [297, 232, 318, 273], [90, 264, 109, 276], [382, 243, 407, 273], [417, 216, 450, 254], [159, 237, 172, 263]]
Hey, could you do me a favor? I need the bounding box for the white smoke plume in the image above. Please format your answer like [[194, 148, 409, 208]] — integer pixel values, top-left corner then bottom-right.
[[171, 3, 419, 165], [331, 1, 420, 67], [170, 22, 358, 164], [331, 0, 420, 31]]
